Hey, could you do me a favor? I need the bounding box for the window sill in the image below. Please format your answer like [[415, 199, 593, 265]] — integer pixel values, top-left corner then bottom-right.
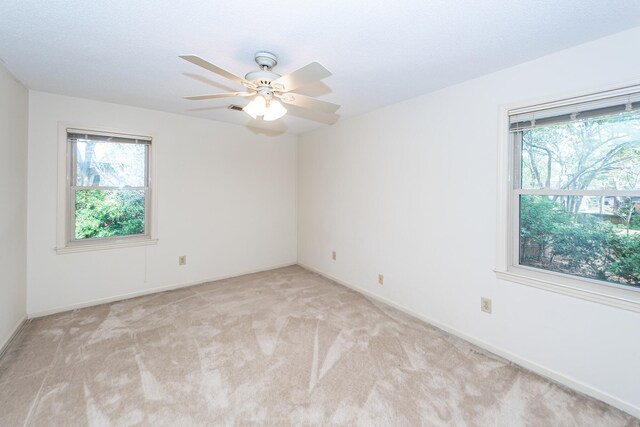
[[55, 238, 158, 254], [494, 268, 640, 313]]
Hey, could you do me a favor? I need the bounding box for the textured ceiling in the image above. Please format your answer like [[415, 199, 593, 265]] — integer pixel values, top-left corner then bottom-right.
[[1, 0, 640, 135]]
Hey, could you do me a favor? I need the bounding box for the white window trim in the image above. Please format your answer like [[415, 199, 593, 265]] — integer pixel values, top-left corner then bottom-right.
[[495, 83, 640, 313], [56, 122, 158, 253]]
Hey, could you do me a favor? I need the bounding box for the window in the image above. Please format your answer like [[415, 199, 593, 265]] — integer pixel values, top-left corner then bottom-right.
[[65, 129, 153, 247], [497, 86, 640, 311]]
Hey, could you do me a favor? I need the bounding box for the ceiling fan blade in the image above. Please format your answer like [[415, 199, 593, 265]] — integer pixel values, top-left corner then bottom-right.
[[276, 93, 340, 114], [184, 92, 254, 101], [271, 62, 332, 92], [180, 55, 255, 88], [286, 104, 340, 125]]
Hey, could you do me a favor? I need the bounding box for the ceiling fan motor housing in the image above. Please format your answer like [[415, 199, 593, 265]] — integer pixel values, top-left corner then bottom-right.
[[244, 69, 281, 87]]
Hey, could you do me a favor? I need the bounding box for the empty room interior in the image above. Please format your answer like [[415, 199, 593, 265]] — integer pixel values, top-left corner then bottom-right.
[[2, 1, 640, 425]]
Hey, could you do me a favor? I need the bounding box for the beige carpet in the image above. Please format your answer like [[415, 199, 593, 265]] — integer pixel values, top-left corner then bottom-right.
[[0, 266, 638, 426]]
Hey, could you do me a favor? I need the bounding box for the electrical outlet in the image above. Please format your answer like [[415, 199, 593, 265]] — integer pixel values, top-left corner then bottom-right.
[[332, 251, 336, 261], [178, 255, 187, 266], [378, 274, 384, 285], [481, 297, 492, 314]]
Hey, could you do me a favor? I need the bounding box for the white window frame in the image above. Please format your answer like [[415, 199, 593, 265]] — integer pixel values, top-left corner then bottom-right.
[[495, 83, 640, 313], [56, 123, 158, 253]]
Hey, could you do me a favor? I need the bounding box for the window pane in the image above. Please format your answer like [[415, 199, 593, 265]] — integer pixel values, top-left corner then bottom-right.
[[75, 140, 146, 187], [520, 111, 640, 191], [75, 189, 145, 239], [519, 195, 640, 287]]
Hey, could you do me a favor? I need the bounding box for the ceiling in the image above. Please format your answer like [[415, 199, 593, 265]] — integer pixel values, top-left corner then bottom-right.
[[1, 1, 640, 135]]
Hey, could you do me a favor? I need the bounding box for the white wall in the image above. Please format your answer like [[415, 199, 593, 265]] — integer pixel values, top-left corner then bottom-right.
[[298, 27, 640, 416], [27, 92, 297, 315], [0, 64, 28, 349]]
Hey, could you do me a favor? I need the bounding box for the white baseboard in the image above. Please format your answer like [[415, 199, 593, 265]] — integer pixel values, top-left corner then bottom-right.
[[298, 263, 640, 420], [0, 316, 28, 360], [28, 262, 297, 318]]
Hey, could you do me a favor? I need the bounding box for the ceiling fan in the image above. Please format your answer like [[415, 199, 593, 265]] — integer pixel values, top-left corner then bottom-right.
[[180, 52, 340, 124]]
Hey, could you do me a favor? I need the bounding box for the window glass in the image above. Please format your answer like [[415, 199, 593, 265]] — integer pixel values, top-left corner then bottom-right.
[[75, 140, 146, 187], [518, 195, 640, 286], [515, 109, 640, 288], [521, 112, 640, 191], [74, 190, 145, 239]]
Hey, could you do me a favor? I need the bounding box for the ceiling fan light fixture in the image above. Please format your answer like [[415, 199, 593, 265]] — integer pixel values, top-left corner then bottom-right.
[[263, 100, 287, 121], [242, 95, 267, 119]]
